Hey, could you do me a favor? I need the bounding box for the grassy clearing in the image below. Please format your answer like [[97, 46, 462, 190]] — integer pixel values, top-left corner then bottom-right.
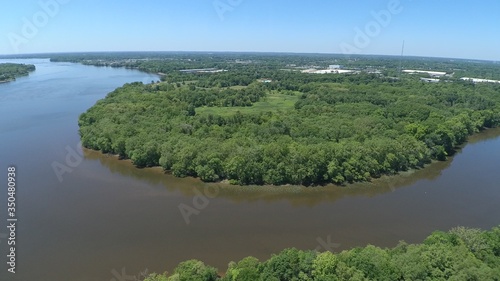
[[196, 91, 300, 116], [228, 85, 248, 90]]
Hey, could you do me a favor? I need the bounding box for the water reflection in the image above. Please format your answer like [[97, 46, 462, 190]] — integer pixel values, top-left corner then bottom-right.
[[83, 127, 500, 206]]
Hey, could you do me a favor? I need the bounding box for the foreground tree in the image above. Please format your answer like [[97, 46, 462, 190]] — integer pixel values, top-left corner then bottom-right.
[[142, 225, 500, 280]]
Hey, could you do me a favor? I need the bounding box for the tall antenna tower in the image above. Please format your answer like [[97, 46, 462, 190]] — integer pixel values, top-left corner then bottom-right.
[[398, 40, 405, 78]]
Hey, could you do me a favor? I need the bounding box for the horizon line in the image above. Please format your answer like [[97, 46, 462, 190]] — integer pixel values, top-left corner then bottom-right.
[[0, 50, 498, 63]]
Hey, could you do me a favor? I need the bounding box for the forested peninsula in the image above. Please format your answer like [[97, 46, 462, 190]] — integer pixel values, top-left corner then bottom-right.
[[71, 53, 500, 186], [143, 225, 500, 280], [0, 63, 35, 83]]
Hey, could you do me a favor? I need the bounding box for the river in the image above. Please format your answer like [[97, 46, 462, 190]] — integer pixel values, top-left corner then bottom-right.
[[0, 59, 499, 281]]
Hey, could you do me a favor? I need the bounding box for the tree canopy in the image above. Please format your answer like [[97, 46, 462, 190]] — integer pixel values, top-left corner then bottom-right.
[[0, 63, 35, 83], [143, 225, 500, 281], [76, 54, 500, 186]]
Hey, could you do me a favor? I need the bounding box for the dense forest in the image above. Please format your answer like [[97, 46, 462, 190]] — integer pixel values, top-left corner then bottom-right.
[[74, 53, 500, 185], [0, 63, 35, 83], [140, 225, 500, 280]]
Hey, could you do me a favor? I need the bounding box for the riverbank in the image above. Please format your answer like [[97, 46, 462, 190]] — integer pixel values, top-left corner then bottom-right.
[[0, 62, 36, 84], [0, 78, 15, 83], [81, 126, 500, 193], [77, 127, 500, 211], [142, 225, 500, 281]]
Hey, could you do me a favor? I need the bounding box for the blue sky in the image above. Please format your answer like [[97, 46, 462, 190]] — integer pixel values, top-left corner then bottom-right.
[[1, 0, 499, 60]]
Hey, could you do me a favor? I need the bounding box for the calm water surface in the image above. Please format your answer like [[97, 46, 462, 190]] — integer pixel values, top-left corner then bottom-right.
[[0, 59, 499, 281]]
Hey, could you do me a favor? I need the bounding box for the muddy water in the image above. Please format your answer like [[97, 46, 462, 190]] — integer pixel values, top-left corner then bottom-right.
[[0, 59, 499, 281]]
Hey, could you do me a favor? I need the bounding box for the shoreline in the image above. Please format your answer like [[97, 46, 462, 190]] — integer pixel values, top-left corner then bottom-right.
[[80, 127, 500, 190], [0, 78, 15, 84]]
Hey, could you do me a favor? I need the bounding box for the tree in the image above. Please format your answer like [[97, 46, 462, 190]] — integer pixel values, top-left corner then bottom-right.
[[223, 257, 261, 281], [339, 245, 396, 280], [260, 248, 316, 281], [312, 251, 339, 281], [168, 260, 218, 281], [139, 225, 500, 281]]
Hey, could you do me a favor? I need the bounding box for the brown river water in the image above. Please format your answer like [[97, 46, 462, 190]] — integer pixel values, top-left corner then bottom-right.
[[0, 59, 499, 281]]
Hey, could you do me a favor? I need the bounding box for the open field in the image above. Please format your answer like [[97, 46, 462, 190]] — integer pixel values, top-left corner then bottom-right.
[[196, 91, 300, 116]]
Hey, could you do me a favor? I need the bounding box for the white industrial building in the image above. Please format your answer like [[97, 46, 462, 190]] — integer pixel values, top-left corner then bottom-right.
[[403, 70, 447, 77], [460, 77, 500, 84]]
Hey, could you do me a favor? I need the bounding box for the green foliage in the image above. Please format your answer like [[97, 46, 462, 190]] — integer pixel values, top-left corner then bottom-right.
[[145, 225, 500, 281], [77, 55, 500, 186], [260, 248, 316, 281], [339, 245, 396, 280], [450, 226, 489, 255], [0, 63, 35, 82], [393, 241, 497, 280], [222, 257, 261, 281], [167, 260, 218, 281], [311, 251, 339, 281]]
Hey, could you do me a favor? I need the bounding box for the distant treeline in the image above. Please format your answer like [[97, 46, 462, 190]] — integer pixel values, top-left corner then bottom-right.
[[142, 225, 500, 281], [77, 57, 500, 185], [49, 52, 500, 80], [0, 63, 35, 82]]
